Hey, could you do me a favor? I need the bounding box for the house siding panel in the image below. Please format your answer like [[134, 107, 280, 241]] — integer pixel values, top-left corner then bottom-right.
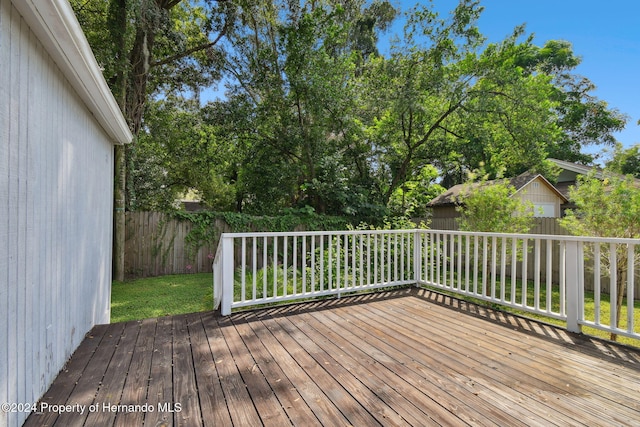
[[0, 1, 115, 426], [514, 178, 562, 217]]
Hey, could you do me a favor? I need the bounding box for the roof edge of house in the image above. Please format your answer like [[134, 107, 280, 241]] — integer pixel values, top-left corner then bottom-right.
[[13, 0, 132, 145], [547, 158, 603, 179]]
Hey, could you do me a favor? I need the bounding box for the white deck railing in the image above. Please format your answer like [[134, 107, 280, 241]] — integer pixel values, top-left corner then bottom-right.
[[213, 230, 415, 313], [213, 229, 640, 341]]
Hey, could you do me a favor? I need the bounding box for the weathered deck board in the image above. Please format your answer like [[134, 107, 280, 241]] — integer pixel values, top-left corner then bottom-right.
[[50, 322, 127, 427], [113, 317, 157, 427], [24, 288, 640, 427], [189, 314, 231, 427], [143, 316, 173, 427], [390, 296, 640, 423]]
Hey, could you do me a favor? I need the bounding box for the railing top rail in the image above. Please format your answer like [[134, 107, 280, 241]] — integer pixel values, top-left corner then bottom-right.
[[219, 228, 640, 245], [220, 229, 419, 238], [424, 229, 640, 245]]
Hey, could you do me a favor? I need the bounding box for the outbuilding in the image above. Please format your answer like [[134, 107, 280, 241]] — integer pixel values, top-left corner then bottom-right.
[[427, 171, 568, 219]]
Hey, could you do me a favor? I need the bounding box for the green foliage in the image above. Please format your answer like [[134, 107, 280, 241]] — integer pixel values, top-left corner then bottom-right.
[[234, 265, 298, 302], [217, 0, 397, 216], [172, 209, 355, 260], [388, 165, 445, 217], [359, 12, 563, 196], [559, 170, 640, 239], [510, 38, 627, 163], [233, 219, 420, 305], [559, 169, 640, 339], [130, 96, 238, 211], [72, 0, 627, 220], [456, 169, 535, 233], [607, 143, 640, 179]]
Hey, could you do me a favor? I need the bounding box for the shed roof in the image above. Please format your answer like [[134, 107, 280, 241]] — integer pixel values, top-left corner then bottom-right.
[[13, 0, 132, 145], [547, 158, 603, 179], [427, 172, 568, 207]]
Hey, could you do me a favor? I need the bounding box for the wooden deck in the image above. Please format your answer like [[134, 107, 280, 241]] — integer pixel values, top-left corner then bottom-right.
[[25, 288, 640, 427]]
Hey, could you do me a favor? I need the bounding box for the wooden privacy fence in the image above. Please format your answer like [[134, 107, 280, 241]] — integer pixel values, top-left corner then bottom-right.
[[124, 215, 569, 278], [124, 212, 229, 278], [124, 212, 313, 278]]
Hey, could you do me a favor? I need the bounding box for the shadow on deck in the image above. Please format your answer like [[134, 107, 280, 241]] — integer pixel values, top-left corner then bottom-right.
[[25, 287, 640, 426]]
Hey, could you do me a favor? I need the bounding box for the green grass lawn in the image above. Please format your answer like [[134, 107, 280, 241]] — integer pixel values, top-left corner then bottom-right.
[[110, 273, 212, 323]]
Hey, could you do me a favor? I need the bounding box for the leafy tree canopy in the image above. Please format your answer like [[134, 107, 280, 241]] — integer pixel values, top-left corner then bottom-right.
[[72, 0, 628, 220], [559, 170, 640, 239], [607, 143, 640, 179]]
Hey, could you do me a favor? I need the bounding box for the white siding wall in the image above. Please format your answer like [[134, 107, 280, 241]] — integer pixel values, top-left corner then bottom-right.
[[1, 1, 114, 426]]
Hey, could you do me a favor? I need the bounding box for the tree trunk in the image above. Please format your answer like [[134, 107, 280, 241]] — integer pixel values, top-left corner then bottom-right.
[[109, 0, 129, 281], [111, 0, 157, 280], [113, 145, 127, 281], [108, 0, 227, 279], [127, 24, 155, 135], [610, 267, 627, 341]]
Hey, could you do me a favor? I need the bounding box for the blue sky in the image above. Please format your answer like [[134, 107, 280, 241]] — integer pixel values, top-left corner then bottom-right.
[[385, 0, 640, 152]]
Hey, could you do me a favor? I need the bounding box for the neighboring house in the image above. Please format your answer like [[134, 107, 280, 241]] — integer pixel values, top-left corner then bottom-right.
[[427, 171, 568, 219], [1, 1, 132, 426], [547, 158, 604, 213], [547, 157, 640, 213], [548, 157, 604, 186]]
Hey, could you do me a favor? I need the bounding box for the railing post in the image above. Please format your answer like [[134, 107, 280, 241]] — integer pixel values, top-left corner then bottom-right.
[[565, 240, 582, 333], [413, 230, 422, 286], [213, 260, 220, 311], [221, 234, 234, 316]]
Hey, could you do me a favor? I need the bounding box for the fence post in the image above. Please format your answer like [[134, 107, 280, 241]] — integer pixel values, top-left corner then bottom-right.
[[565, 240, 582, 333], [413, 230, 422, 286], [221, 234, 234, 316]]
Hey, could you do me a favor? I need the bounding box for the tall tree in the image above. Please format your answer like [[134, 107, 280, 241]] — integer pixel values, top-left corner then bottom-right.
[[359, 3, 562, 200], [72, 0, 631, 263], [72, 0, 232, 279], [130, 97, 238, 211], [607, 143, 640, 178], [218, 0, 396, 217], [513, 39, 627, 163], [359, 5, 627, 195]]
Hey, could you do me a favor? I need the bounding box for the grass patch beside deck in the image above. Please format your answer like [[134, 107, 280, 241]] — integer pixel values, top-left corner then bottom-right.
[[111, 273, 212, 323]]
